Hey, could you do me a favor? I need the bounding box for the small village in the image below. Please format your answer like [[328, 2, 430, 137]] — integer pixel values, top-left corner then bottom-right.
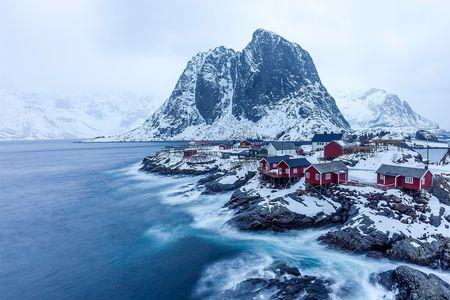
[[173, 132, 449, 196]]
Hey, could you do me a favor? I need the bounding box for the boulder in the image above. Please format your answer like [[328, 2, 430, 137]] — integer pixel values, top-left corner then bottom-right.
[[224, 262, 332, 299], [373, 266, 450, 300], [319, 226, 390, 253], [387, 238, 445, 268], [429, 214, 442, 227]]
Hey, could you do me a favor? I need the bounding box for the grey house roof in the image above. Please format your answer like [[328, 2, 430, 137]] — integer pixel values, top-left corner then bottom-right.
[[258, 147, 269, 154], [269, 141, 296, 150], [376, 164, 430, 178], [311, 133, 344, 143], [263, 155, 290, 164], [293, 140, 312, 146], [283, 158, 311, 168], [309, 161, 348, 173]]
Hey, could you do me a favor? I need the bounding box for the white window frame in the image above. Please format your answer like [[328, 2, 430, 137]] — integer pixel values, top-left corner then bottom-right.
[[421, 177, 425, 185], [272, 163, 276, 168], [293, 168, 298, 174], [380, 174, 385, 180], [325, 173, 331, 180], [278, 167, 282, 174], [315, 174, 320, 180], [305, 172, 310, 179], [405, 176, 413, 184]]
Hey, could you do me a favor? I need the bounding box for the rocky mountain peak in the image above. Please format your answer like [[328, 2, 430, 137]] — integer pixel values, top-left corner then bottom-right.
[[110, 30, 350, 141]]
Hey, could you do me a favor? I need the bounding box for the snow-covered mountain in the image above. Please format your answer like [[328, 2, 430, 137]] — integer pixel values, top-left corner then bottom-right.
[[0, 89, 157, 140], [105, 29, 350, 141], [333, 89, 439, 133]]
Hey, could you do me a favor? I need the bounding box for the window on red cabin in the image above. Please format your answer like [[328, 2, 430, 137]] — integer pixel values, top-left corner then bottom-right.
[[305, 172, 310, 179], [405, 177, 413, 184], [380, 174, 385, 180], [421, 178, 425, 185], [315, 174, 320, 180], [293, 168, 298, 174], [325, 173, 331, 180]]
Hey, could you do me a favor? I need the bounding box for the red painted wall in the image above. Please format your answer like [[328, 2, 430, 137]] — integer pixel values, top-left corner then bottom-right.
[[305, 166, 348, 185], [377, 171, 433, 190], [377, 173, 397, 187], [278, 161, 289, 177], [305, 166, 324, 184], [324, 141, 344, 159], [338, 172, 347, 183], [260, 159, 267, 169], [290, 167, 305, 177], [422, 171, 433, 189]]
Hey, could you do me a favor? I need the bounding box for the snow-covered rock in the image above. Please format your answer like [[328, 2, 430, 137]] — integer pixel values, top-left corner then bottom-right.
[[333, 89, 439, 133], [319, 186, 450, 269], [103, 29, 350, 141], [0, 88, 157, 140]]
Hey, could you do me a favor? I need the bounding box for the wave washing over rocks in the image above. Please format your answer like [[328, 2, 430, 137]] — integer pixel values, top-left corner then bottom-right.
[[139, 146, 450, 299]]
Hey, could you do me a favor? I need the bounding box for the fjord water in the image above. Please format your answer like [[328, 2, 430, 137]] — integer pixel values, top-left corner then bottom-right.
[[1, 140, 444, 300]]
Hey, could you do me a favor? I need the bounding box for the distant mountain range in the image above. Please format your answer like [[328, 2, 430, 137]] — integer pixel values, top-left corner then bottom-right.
[[333, 89, 439, 133], [0, 89, 157, 140], [104, 29, 350, 141], [1, 30, 441, 141]]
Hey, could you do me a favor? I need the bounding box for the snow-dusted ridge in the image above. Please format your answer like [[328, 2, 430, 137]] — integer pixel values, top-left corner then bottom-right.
[[0, 88, 157, 140], [97, 29, 350, 142], [333, 88, 440, 134]]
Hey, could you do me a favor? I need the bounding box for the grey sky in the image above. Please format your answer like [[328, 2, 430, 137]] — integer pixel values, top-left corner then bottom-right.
[[1, 0, 450, 129]]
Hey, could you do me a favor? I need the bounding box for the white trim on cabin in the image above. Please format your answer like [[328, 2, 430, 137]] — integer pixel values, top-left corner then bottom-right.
[[405, 176, 413, 184]]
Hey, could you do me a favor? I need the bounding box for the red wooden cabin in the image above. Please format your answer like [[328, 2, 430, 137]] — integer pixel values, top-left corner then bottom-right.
[[277, 158, 311, 178], [376, 164, 433, 191], [305, 161, 348, 186], [324, 141, 345, 159], [259, 156, 290, 172]]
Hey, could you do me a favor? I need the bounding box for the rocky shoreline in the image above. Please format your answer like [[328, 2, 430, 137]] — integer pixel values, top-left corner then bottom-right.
[[141, 155, 217, 175], [317, 186, 450, 271], [223, 189, 352, 231], [141, 151, 450, 298]]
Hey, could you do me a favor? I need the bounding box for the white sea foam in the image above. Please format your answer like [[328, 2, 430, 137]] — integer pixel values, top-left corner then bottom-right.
[[125, 162, 450, 299], [195, 253, 276, 299], [144, 225, 185, 245]]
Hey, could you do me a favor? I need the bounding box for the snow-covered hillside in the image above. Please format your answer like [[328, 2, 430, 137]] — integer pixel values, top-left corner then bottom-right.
[[333, 89, 439, 133], [0, 89, 158, 140], [99, 29, 350, 142]]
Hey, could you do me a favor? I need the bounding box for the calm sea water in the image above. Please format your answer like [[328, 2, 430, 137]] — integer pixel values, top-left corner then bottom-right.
[[0, 140, 243, 299], [2, 140, 446, 300]]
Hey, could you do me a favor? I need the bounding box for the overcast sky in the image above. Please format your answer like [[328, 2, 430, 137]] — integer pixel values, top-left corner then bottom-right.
[[1, 0, 450, 129]]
